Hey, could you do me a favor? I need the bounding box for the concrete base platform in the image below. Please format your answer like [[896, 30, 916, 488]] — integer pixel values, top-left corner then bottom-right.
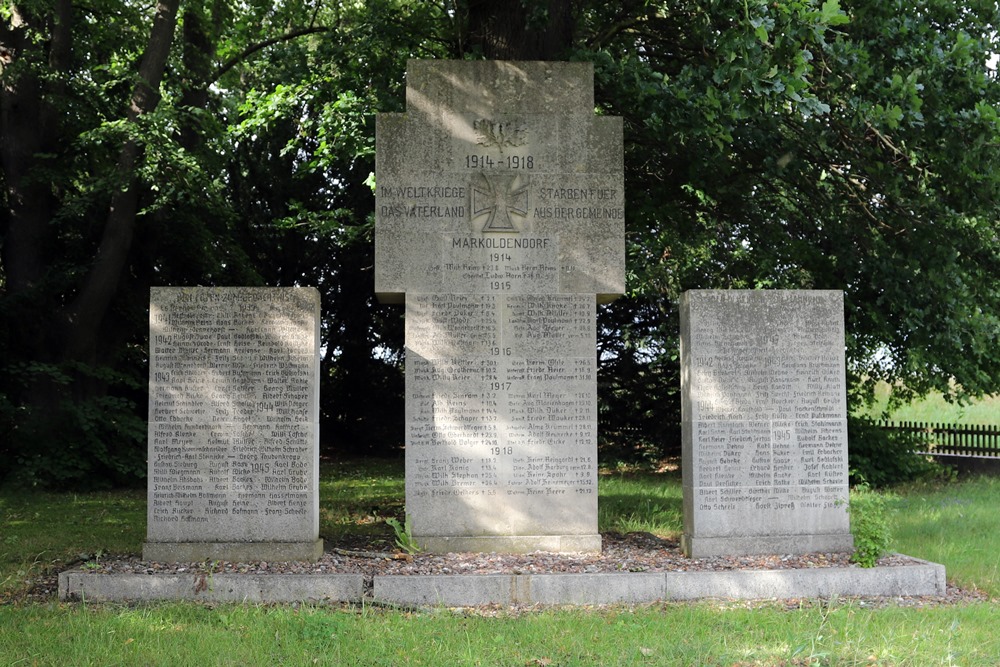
[[59, 573, 364, 603], [59, 555, 945, 605], [681, 533, 854, 558], [416, 534, 602, 555]]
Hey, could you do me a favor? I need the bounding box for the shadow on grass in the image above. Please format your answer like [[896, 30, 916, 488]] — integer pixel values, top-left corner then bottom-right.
[[319, 457, 405, 547]]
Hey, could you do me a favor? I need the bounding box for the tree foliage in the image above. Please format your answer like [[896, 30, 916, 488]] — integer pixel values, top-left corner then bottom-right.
[[1, 0, 997, 486], [584, 0, 1000, 468]]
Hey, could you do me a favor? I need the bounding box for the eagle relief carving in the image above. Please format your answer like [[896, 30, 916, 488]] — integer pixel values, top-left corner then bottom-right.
[[474, 119, 526, 153]]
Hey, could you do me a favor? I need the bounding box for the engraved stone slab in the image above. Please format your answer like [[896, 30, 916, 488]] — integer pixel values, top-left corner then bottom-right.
[[377, 60, 623, 553], [376, 61, 624, 304], [144, 287, 323, 562], [405, 293, 598, 552], [680, 290, 853, 557]]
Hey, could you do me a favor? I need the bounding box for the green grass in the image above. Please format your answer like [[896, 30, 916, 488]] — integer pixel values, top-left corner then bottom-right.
[[598, 468, 683, 536], [318, 458, 406, 546], [0, 489, 146, 598], [4, 460, 1000, 665], [0, 459, 408, 599], [1, 598, 998, 665], [892, 476, 1000, 597], [858, 383, 1000, 424]]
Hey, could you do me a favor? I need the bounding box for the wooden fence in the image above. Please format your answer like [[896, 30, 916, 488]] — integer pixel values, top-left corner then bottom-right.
[[880, 421, 1000, 458]]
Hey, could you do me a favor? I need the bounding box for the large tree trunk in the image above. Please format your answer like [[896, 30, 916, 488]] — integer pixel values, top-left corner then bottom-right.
[[1, 2, 73, 353], [1, 2, 78, 458], [62, 0, 180, 362], [1, 0, 180, 483]]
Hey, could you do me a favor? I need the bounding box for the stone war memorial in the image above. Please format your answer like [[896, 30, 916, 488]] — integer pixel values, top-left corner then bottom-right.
[[680, 289, 854, 557], [375, 60, 624, 553], [60, 65, 949, 608], [143, 287, 323, 562]]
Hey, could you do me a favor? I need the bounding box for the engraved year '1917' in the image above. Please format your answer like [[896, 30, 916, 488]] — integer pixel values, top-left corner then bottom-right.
[[466, 155, 535, 170]]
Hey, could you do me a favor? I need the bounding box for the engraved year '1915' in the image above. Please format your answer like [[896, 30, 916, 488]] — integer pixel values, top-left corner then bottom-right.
[[465, 155, 535, 170]]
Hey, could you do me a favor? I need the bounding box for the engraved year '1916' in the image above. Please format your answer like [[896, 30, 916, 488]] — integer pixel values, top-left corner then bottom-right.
[[465, 155, 535, 170]]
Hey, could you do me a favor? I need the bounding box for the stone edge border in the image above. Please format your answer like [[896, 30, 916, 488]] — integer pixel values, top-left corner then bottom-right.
[[58, 556, 945, 605], [58, 573, 366, 604]]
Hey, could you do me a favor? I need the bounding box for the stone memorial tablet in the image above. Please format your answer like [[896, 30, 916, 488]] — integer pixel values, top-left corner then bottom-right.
[[376, 60, 623, 553], [143, 287, 323, 562], [680, 290, 853, 557]]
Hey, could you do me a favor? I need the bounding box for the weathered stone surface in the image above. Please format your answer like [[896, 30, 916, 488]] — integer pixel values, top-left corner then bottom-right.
[[661, 558, 945, 600], [376, 60, 623, 553], [404, 292, 599, 553], [144, 287, 322, 562], [371, 560, 943, 606], [680, 290, 853, 557], [413, 534, 603, 556], [59, 560, 946, 604], [59, 573, 363, 603], [375, 60, 624, 304], [373, 573, 666, 606], [375, 575, 517, 607], [140, 541, 324, 564]]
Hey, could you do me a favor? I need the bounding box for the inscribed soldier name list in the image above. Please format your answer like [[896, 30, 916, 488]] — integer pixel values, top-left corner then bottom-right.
[[680, 290, 853, 557], [376, 60, 624, 553], [143, 287, 323, 563]]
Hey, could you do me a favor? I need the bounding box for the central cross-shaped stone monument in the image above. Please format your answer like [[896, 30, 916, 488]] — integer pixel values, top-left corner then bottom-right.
[[376, 60, 624, 553]]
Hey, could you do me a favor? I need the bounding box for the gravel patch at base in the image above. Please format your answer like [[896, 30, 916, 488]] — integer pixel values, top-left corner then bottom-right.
[[37, 532, 989, 608], [76, 532, 915, 576], [15, 533, 990, 616]]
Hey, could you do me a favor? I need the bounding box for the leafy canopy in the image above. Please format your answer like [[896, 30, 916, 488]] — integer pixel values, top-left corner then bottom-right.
[[1, 0, 997, 484]]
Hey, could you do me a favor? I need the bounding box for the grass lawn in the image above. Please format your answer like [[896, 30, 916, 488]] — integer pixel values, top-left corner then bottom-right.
[[857, 383, 1000, 424], [2, 600, 998, 666], [891, 476, 1000, 596], [3, 459, 1000, 666]]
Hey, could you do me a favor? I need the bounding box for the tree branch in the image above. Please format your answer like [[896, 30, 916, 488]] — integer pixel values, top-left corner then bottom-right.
[[210, 26, 331, 84]]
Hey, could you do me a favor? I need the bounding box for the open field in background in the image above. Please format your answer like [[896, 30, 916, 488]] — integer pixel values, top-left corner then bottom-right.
[[857, 382, 1000, 424], [3, 460, 1000, 665]]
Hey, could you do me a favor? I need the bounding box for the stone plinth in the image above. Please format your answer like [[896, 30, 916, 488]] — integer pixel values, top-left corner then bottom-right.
[[376, 60, 623, 553], [143, 287, 323, 562], [680, 290, 853, 557]]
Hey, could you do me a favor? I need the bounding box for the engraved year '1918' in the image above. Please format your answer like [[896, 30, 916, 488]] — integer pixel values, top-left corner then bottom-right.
[[466, 155, 535, 170]]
